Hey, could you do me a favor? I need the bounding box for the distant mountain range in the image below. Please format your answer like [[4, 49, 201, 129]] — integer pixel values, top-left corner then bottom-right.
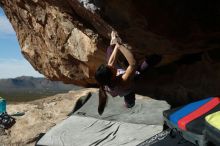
[[0, 76, 81, 102]]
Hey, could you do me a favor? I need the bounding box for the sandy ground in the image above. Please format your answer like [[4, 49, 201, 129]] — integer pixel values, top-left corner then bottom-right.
[[0, 88, 97, 145]]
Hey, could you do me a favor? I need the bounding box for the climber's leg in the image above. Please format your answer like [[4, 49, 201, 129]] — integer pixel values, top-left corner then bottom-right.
[[138, 54, 162, 73]]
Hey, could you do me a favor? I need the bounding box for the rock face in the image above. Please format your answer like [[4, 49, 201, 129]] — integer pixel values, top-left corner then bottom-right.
[[1, 0, 220, 105], [1, 0, 106, 86]]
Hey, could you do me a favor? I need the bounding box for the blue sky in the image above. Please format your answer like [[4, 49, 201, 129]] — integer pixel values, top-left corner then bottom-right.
[[0, 7, 43, 78]]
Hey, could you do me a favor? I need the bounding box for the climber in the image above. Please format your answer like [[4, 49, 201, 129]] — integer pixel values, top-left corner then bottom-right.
[[95, 31, 161, 115]]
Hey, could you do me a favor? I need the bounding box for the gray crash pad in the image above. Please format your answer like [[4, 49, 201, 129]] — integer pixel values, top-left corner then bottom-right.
[[73, 93, 170, 125], [37, 93, 170, 146], [37, 116, 163, 146]]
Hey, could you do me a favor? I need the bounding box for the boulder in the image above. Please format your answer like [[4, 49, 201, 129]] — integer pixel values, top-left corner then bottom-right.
[[1, 0, 220, 106], [1, 0, 220, 86]]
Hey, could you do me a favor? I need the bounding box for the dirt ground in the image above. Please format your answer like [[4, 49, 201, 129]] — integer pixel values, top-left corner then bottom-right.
[[0, 88, 97, 145]]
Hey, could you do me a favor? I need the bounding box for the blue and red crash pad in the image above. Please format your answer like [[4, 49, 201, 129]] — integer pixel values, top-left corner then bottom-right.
[[169, 97, 220, 132], [163, 97, 220, 146]]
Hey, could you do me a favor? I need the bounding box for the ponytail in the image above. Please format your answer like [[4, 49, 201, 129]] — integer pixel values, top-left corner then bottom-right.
[[98, 86, 108, 115]]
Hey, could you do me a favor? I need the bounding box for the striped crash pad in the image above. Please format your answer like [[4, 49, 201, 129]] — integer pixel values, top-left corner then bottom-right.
[[168, 97, 220, 133], [37, 93, 170, 146], [163, 97, 220, 146]]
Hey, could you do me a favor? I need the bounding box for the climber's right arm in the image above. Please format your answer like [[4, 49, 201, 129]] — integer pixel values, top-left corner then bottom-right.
[[107, 44, 119, 67], [117, 43, 136, 82]]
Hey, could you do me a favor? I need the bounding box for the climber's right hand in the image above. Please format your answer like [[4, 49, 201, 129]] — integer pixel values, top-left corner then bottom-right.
[[110, 31, 121, 45]]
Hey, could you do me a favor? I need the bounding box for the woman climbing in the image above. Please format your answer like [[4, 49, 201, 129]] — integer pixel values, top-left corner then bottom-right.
[[95, 31, 161, 115]]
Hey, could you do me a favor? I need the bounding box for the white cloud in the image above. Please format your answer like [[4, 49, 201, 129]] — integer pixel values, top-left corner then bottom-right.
[[0, 58, 44, 79], [0, 15, 16, 38]]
